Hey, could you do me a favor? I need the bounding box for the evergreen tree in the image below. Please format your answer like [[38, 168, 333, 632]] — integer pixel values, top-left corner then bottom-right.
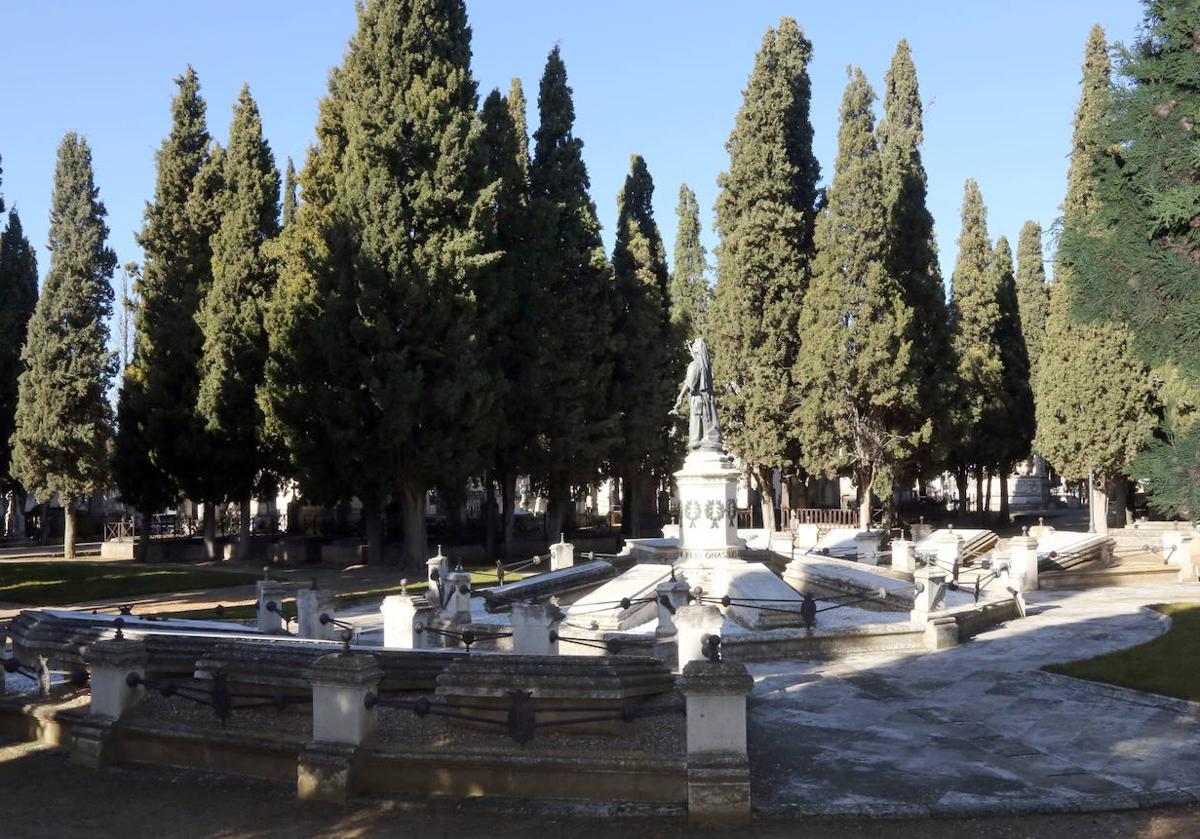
[[114, 67, 217, 557], [669, 183, 712, 340], [526, 46, 617, 539], [793, 68, 919, 530], [1066, 8, 1200, 516], [263, 0, 493, 569], [710, 18, 820, 530], [611, 155, 680, 536], [1036, 24, 1159, 531], [947, 179, 1004, 516], [0, 208, 39, 494], [11, 134, 116, 558], [196, 85, 280, 560], [1014, 221, 1049, 381], [877, 39, 949, 489], [986, 235, 1035, 523], [281, 156, 297, 227], [507, 77, 530, 176]]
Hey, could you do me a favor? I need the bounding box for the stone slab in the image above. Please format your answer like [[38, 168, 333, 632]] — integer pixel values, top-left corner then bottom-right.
[[564, 564, 674, 632]]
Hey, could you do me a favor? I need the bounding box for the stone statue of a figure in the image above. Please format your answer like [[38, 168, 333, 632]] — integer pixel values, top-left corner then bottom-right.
[[671, 338, 725, 452]]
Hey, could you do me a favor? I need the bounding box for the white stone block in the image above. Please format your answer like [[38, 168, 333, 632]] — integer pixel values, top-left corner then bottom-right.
[[427, 547, 451, 605], [549, 535, 574, 571], [1007, 535, 1039, 592], [308, 654, 382, 747], [679, 660, 754, 756], [511, 602, 560, 655], [675, 603, 723, 672], [297, 588, 338, 640], [380, 594, 424, 648], [793, 523, 821, 549], [933, 530, 963, 576], [891, 538, 915, 574], [854, 531, 883, 565], [85, 638, 146, 720], [440, 570, 472, 623], [1163, 530, 1187, 567], [655, 579, 691, 638], [911, 566, 947, 625], [257, 580, 288, 634]]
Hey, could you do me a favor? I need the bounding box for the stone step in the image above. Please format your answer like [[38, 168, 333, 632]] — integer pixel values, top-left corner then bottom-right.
[[1038, 563, 1179, 590]]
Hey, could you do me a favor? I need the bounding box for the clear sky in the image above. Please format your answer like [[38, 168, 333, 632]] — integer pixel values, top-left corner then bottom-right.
[[0, 1, 1142, 297]]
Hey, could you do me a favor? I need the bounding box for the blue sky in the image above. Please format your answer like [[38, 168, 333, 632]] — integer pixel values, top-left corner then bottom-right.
[[0, 1, 1141, 295]]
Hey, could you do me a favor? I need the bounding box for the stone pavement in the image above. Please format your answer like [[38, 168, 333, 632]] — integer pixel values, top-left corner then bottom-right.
[[749, 583, 1200, 816]]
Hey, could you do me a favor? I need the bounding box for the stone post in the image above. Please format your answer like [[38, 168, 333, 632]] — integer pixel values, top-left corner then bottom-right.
[[652, 579, 691, 668], [549, 534, 575, 571], [440, 570, 473, 624], [678, 660, 754, 823], [675, 603, 723, 674], [910, 519, 934, 543], [933, 529, 963, 578], [1007, 534, 1039, 592], [257, 580, 288, 634], [1173, 532, 1197, 583], [511, 602, 560, 655], [891, 537, 915, 574], [911, 565, 948, 626], [296, 586, 338, 640], [427, 546, 450, 607], [380, 594, 429, 649], [298, 652, 383, 803], [793, 523, 820, 550], [854, 530, 883, 566], [1163, 529, 1189, 568], [73, 637, 147, 767]]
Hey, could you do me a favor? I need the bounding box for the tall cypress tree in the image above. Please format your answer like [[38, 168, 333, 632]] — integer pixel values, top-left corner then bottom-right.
[[947, 179, 1004, 516], [1014, 221, 1049, 382], [986, 235, 1035, 523], [878, 39, 949, 489], [115, 67, 217, 556], [793, 69, 919, 530], [0, 208, 39, 499], [526, 46, 617, 539], [710, 18, 820, 530], [1036, 24, 1158, 531], [11, 134, 116, 558], [507, 78, 529, 176], [611, 155, 679, 537], [263, 0, 493, 569], [196, 85, 281, 560], [281, 156, 297, 228], [669, 183, 712, 341]]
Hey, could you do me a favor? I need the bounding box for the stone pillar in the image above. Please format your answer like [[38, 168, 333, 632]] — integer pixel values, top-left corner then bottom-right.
[[1173, 532, 1197, 583], [675, 451, 742, 591], [549, 534, 575, 571], [1007, 534, 1039, 592], [910, 519, 934, 543], [380, 594, 429, 649], [911, 565, 947, 626], [1163, 529, 1189, 568], [854, 530, 883, 566], [257, 580, 288, 634], [427, 546, 450, 606], [793, 523, 820, 550], [511, 602, 560, 655], [675, 603, 723, 673], [439, 570, 472, 624], [678, 660, 754, 823], [933, 530, 963, 578], [73, 637, 147, 767], [296, 587, 338, 640], [891, 538, 914, 574], [652, 579, 691, 668], [298, 653, 383, 803]]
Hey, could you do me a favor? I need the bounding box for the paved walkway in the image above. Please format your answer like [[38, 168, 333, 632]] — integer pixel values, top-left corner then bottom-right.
[[749, 583, 1200, 816]]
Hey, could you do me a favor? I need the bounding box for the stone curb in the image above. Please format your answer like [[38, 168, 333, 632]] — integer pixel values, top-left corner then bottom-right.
[[1026, 668, 1200, 717]]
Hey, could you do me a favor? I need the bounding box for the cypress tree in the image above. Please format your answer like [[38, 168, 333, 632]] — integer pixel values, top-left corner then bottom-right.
[[793, 68, 919, 530], [877, 39, 949, 489], [1014, 221, 1049, 381], [11, 134, 116, 558], [947, 179, 1004, 517], [986, 235, 1035, 523], [611, 155, 679, 537], [263, 0, 493, 570], [196, 85, 280, 560], [507, 78, 530, 176], [710, 18, 821, 530], [1036, 24, 1159, 531], [0, 208, 39, 497], [526, 46, 617, 539], [115, 67, 218, 557], [281, 156, 297, 228], [669, 183, 712, 341]]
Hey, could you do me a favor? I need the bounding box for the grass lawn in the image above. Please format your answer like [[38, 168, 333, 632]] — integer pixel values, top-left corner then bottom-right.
[[1044, 603, 1200, 703], [0, 562, 259, 607]]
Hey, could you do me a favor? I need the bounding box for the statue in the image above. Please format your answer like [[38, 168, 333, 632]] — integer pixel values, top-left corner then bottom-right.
[[671, 338, 725, 453]]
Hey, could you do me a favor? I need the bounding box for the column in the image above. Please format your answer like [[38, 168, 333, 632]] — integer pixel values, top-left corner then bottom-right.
[[679, 660, 754, 823], [257, 580, 288, 634], [298, 652, 383, 803], [297, 586, 338, 640], [1007, 533, 1039, 592], [511, 602, 560, 655]]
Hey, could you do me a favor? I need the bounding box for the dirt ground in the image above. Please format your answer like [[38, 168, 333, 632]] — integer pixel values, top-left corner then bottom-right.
[[0, 741, 1196, 839]]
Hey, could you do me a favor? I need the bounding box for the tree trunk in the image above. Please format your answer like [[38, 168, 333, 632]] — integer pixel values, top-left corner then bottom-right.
[[755, 465, 777, 533], [236, 495, 252, 562], [998, 472, 1011, 526], [501, 472, 516, 560], [984, 469, 992, 521], [857, 468, 873, 531], [483, 474, 497, 562], [137, 507, 151, 563], [620, 473, 634, 537], [362, 503, 384, 566], [1091, 475, 1110, 536], [1107, 477, 1128, 529], [955, 469, 969, 517], [63, 501, 76, 560], [203, 504, 217, 561], [398, 480, 428, 574], [973, 466, 985, 526], [544, 477, 568, 545]]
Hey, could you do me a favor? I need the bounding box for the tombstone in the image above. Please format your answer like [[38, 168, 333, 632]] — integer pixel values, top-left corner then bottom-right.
[[549, 534, 575, 571], [911, 565, 947, 626], [678, 660, 754, 822], [854, 530, 884, 565], [511, 602, 561, 655], [1007, 533, 1039, 592], [256, 580, 289, 634], [674, 603, 723, 673], [296, 585, 338, 640], [891, 537, 915, 574]]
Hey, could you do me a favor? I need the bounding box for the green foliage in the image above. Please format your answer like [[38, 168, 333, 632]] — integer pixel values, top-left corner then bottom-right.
[[878, 39, 949, 482], [710, 18, 820, 484], [11, 133, 116, 503], [669, 183, 712, 340], [196, 86, 281, 503], [1014, 221, 1049, 380], [986, 235, 1035, 471], [792, 68, 919, 513], [525, 47, 618, 509], [507, 77, 530, 176], [281, 156, 297, 227], [115, 67, 215, 514], [0, 208, 39, 490]]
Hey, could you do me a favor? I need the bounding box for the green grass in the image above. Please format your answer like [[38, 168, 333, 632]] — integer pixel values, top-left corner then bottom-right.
[[0, 562, 258, 607], [1044, 603, 1200, 702]]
